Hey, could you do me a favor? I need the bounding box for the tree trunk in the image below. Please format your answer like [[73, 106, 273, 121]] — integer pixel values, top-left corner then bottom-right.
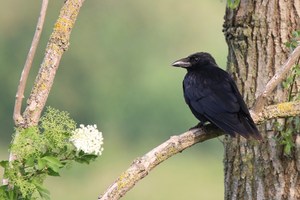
[[223, 1, 300, 199]]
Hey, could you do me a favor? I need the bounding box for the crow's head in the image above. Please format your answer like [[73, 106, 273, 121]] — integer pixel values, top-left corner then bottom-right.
[[172, 52, 217, 69]]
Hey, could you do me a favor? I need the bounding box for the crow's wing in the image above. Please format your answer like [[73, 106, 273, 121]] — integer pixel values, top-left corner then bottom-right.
[[184, 69, 260, 139]]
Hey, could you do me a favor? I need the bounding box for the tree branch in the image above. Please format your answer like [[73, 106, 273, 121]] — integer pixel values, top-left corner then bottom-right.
[[21, 0, 85, 127], [253, 100, 300, 123], [98, 46, 300, 199], [13, 0, 49, 126], [252, 45, 300, 114], [98, 99, 300, 199], [98, 127, 223, 200], [4, 0, 49, 186]]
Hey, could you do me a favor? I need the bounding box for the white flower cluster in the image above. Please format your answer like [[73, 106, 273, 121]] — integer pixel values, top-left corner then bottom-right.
[[70, 124, 104, 155]]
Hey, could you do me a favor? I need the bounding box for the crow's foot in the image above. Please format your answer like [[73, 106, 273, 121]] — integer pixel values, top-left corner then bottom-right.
[[189, 122, 205, 130]]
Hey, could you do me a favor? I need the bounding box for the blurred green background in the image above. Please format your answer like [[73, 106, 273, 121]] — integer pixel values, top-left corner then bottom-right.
[[1, 0, 227, 199]]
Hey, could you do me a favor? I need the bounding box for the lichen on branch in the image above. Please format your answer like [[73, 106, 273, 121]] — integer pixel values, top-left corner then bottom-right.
[[22, 0, 85, 128]]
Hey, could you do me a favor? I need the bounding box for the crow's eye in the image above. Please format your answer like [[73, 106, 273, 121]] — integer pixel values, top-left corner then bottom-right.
[[191, 56, 199, 62]]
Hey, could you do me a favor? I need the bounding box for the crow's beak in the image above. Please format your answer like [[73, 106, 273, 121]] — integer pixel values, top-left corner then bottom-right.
[[171, 57, 191, 68]]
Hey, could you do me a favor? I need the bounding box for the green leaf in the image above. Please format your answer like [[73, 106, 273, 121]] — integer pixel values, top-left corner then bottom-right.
[[292, 30, 299, 38], [41, 156, 64, 173], [294, 65, 300, 75], [282, 81, 288, 89], [0, 185, 8, 199], [294, 116, 300, 131], [284, 143, 292, 155], [227, 0, 240, 9], [285, 42, 291, 48], [75, 154, 98, 164], [37, 158, 47, 170], [47, 168, 61, 177], [41, 156, 63, 167], [0, 160, 8, 168], [25, 157, 35, 167], [0, 185, 18, 200], [34, 181, 51, 200], [7, 189, 17, 200]]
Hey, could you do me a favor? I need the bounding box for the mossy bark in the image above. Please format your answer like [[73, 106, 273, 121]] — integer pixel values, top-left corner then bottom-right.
[[223, 1, 300, 199], [22, 0, 85, 127]]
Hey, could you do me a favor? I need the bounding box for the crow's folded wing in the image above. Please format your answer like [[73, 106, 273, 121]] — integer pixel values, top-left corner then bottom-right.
[[184, 76, 260, 139]]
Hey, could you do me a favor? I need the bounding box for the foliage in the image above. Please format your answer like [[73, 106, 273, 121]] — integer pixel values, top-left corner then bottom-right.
[[0, 107, 103, 200], [274, 117, 300, 156], [285, 30, 300, 51], [227, 0, 240, 9], [274, 30, 300, 156]]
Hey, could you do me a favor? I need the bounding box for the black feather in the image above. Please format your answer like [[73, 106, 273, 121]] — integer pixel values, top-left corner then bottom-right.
[[172, 52, 262, 140]]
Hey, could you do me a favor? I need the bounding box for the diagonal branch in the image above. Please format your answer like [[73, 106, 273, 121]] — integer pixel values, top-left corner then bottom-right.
[[13, 0, 49, 126], [99, 39, 300, 200], [98, 43, 300, 200], [98, 127, 223, 200], [98, 44, 300, 199], [98, 99, 300, 200], [97, 44, 300, 199], [252, 45, 300, 114]]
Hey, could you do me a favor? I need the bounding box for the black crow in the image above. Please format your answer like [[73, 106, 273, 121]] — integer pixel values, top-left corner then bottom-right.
[[172, 52, 262, 140]]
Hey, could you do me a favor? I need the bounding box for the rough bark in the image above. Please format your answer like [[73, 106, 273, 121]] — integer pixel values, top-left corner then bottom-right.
[[22, 0, 85, 127], [223, 1, 300, 199]]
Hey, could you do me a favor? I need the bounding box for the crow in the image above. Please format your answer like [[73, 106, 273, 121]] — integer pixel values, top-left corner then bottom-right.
[[172, 52, 262, 140]]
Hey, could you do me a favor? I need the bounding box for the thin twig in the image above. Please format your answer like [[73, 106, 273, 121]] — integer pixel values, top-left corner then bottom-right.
[[252, 45, 300, 114], [22, 0, 85, 127], [13, 0, 49, 126], [4, 0, 49, 186]]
